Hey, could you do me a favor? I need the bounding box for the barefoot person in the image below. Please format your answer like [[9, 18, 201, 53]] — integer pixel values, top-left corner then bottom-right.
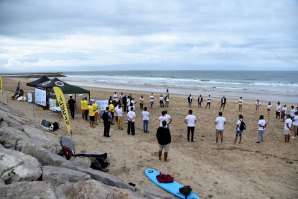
[[68, 95, 76, 119], [255, 99, 261, 114], [142, 107, 150, 133], [257, 115, 266, 143], [292, 112, 298, 139], [234, 114, 245, 144], [220, 96, 227, 110], [188, 94, 192, 107], [156, 120, 171, 162], [215, 112, 226, 144], [206, 95, 211, 109], [198, 95, 203, 108], [149, 93, 154, 108], [284, 115, 292, 143], [184, 109, 196, 142], [276, 101, 281, 119]]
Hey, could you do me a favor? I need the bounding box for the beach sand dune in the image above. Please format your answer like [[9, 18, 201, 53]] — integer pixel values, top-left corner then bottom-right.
[[1, 77, 297, 199]]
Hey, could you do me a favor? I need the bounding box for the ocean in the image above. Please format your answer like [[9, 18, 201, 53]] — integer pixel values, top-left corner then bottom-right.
[[61, 70, 298, 103]]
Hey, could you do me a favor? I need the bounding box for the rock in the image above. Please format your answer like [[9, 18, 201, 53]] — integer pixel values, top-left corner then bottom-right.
[[21, 142, 72, 167], [42, 166, 91, 186], [70, 156, 92, 168], [0, 127, 28, 149], [139, 185, 172, 199], [57, 179, 146, 199], [64, 165, 136, 191], [0, 120, 9, 127], [0, 181, 63, 199], [0, 147, 42, 184], [0, 178, 4, 187]]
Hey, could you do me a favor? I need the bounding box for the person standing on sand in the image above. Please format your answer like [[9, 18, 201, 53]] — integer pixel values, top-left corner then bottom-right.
[[220, 96, 227, 110], [83, 97, 89, 121], [150, 93, 154, 108], [80, 97, 85, 119], [139, 95, 144, 110], [108, 102, 115, 125], [156, 120, 171, 162], [184, 110, 196, 142], [88, 100, 96, 128], [198, 95, 203, 108], [284, 114, 292, 143], [234, 114, 244, 144], [257, 115, 266, 143], [159, 111, 167, 127], [165, 110, 172, 129], [255, 99, 261, 114], [215, 112, 226, 144], [93, 100, 99, 125], [292, 112, 298, 139], [159, 94, 164, 107], [68, 95, 76, 119], [276, 101, 281, 119], [165, 94, 170, 107], [267, 102, 272, 117], [281, 104, 287, 122], [127, 107, 136, 135], [142, 107, 150, 133], [188, 94, 192, 107], [238, 97, 243, 112], [102, 107, 112, 137], [115, 104, 123, 130], [206, 95, 211, 109]]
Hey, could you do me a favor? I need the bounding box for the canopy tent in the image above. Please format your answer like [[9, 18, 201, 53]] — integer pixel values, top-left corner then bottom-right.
[[26, 75, 51, 88], [37, 77, 90, 99]]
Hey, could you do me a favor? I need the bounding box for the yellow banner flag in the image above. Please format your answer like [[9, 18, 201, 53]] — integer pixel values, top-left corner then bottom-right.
[[0, 76, 3, 94], [53, 86, 72, 134]]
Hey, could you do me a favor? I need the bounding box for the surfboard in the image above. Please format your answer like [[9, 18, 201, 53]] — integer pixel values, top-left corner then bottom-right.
[[144, 168, 200, 199]]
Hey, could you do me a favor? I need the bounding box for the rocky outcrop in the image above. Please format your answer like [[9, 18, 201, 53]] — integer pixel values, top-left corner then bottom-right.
[[0, 102, 168, 199]]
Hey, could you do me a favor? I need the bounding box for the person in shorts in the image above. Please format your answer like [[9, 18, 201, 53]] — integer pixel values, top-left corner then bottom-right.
[[276, 101, 281, 119], [284, 114, 292, 143], [267, 102, 272, 117], [149, 93, 154, 108], [156, 120, 171, 162], [234, 114, 244, 144], [238, 97, 243, 112], [206, 95, 211, 109], [215, 112, 226, 144]]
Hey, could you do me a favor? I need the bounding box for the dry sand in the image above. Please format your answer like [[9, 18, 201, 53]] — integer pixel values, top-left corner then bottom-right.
[[1, 77, 298, 199]]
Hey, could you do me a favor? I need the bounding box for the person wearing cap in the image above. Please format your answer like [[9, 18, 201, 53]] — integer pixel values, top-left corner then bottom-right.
[[284, 114, 292, 143]]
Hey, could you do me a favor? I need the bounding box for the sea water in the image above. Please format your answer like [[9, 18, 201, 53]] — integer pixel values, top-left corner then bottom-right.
[[61, 70, 298, 103]]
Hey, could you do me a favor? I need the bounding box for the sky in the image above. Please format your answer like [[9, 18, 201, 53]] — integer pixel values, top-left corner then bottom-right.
[[0, 0, 297, 73]]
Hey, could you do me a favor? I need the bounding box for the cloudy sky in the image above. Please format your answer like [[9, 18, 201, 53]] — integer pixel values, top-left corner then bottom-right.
[[0, 0, 297, 72]]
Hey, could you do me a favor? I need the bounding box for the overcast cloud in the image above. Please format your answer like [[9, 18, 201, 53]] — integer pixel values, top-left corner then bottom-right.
[[0, 0, 297, 72]]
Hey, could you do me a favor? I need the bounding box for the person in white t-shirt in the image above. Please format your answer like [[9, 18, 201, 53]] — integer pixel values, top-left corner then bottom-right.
[[267, 102, 272, 117], [159, 94, 164, 108], [184, 110, 196, 142], [292, 112, 298, 139], [164, 110, 172, 129], [127, 107, 136, 135], [238, 97, 243, 112], [275, 101, 281, 119], [255, 99, 261, 114], [284, 115, 292, 143], [281, 104, 287, 122], [142, 107, 150, 133], [215, 112, 226, 144], [234, 114, 244, 144], [149, 93, 154, 108], [165, 95, 170, 107], [257, 115, 266, 143], [188, 94, 193, 107], [115, 104, 123, 130], [206, 95, 211, 109], [113, 92, 118, 105], [159, 111, 167, 127], [290, 106, 296, 118]]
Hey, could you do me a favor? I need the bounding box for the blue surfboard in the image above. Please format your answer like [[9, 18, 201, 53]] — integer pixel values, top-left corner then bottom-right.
[[144, 168, 200, 199]]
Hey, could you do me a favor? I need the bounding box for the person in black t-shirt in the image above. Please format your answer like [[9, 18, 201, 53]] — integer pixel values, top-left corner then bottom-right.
[[68, 96, 76, 119]]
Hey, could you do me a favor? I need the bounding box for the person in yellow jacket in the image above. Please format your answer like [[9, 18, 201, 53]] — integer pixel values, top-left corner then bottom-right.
[[83, 97, 89, 121], [88, 100, 96, 127], [80, 97, 85, 119], [92, 100, 99, 125], [108, 103, 115, 125]]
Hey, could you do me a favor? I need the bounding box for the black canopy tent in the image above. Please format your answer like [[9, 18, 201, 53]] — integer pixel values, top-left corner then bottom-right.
[[36, 77, 90, 103], [26, 75, 51, 88]]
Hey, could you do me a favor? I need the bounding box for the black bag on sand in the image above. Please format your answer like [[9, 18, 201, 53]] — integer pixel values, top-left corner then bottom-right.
[[91, 158, 110, 172], [179, 185, 192, 199]]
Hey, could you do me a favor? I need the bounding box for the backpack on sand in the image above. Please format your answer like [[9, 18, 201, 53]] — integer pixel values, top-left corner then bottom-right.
[[179, 185, 192, 199]]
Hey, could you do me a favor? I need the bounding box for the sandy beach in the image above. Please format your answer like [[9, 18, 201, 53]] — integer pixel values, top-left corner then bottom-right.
[[1, 77, 298, 199]]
